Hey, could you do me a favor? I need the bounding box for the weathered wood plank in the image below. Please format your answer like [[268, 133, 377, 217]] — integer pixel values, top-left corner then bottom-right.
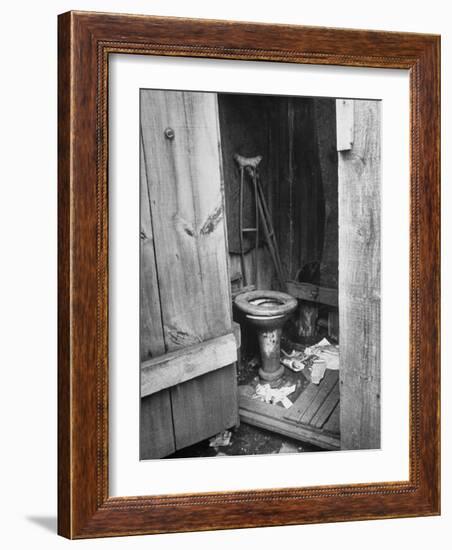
[[314, 98, 339, 288], [299, 371, 338, 425], [140, 392, 176, 459], [323, 402, 340, 435], [284, 380, 322, 423], [217, 93, 274, 255], [336, 99, 354, 151], [229, 247, 275, 292], [141, 90, 232, 346], [139, 134, 174, 460], [284, 369, 338, 424], [293, 98, 324, 277], [141, 90, 238, 451], [286, 280, 338, 307], [172, 365, 239, 450], [139, 135, 166, 360], [311, 381, 339, 429], [141, 333, 237, 396], [337, 99, 381, 450]]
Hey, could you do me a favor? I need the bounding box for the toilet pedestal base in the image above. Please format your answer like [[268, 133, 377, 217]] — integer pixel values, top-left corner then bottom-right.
[[258, 364, 285, 382], [255, 326, 284, 382]]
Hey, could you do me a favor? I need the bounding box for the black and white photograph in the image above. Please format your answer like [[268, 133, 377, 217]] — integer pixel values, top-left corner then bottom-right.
[[139, 89, 381, 460]]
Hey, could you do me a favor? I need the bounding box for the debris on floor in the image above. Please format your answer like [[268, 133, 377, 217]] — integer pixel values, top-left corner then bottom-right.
[[304, 337, 340, 371], [280, 337, 339, 384], [209, 430, 232, 448], [311, 359, 327, 384], [253, 383, 296, 408], [167, 421, 322, 459], [279, 441, 303, 454], [280, 349, 305, 372], [238, 384, 256, 398]]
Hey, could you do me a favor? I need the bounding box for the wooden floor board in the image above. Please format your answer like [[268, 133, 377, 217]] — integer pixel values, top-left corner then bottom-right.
[[284, 383, 322, 423], [323, 402, 340, 434], [298, 371, 338, 425], [284, 369, 338, 424], [239, 369, 340, 450], [239, 394, 340, 450], [311, 382, 340, 429]]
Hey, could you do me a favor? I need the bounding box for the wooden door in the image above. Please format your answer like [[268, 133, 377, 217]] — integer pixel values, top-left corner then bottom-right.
[[140, 90, 239, 459]]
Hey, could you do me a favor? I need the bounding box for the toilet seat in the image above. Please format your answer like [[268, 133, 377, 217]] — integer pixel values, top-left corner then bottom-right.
[[234, 289, 297, 317]]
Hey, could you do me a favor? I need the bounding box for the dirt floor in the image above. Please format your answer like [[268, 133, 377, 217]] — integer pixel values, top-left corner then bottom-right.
[[166, 421, 323, 459]]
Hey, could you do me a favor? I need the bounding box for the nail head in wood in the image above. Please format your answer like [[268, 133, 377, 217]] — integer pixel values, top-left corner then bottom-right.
[[164, 127, 175, 140]]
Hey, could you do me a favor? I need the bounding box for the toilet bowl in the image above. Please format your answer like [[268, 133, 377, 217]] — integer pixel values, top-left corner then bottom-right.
[[234, 290, 298, 382]]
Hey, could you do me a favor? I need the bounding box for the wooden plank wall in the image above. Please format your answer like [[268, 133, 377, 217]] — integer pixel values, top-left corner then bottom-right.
[[217, 94, 277, 290], [218, 94, 278, 255], [139, 136, 175, 459], [140, 90, 238, 456], [337, 99, 381, 450], [314, 99, 339, 288], [141, 91, 232, 344], [287, 98, 338, 286], [218, 94, 338, 290]]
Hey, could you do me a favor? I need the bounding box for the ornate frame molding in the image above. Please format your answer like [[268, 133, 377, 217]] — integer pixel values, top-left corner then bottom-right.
[[58, 11, 440, 538]]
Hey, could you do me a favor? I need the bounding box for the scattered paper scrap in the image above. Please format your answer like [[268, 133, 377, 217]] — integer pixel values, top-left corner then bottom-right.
[[311, 360, 327, 384], [281, 348, 307, 372], [238, 384, 255, 398], [304, 338, 339, 371], [281, 356, 304, 373], [280, 396, 293, 409], [279, 442, 301, 454], [253, 383, 296, 407], [306, 337, 330, 349], [209, 430, 232, 448]]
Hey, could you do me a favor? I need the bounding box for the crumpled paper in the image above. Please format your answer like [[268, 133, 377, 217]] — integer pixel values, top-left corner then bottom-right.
[[305, 338, 340, 371], [209, 430, 232, 447], [253, 383, 296, 408]]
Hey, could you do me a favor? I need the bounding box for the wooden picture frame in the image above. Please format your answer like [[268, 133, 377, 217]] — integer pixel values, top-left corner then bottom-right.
[[58, 11, 440, 538]]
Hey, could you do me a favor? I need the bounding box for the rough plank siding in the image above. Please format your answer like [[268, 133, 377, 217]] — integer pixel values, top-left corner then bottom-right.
[[139, 134, 175, 459], [218, 94, 275, 256], [314, 98, 339, 288], [217, 93, 277, 288], [139, 135, 166, 361], [141, 90, 232, 345], [140, 90, 238, 452], [338, 99, 381, 450]]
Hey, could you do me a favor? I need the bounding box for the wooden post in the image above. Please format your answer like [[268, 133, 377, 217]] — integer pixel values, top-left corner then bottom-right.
[[337, 100, 381, 450], [296, 301, 318, 343]]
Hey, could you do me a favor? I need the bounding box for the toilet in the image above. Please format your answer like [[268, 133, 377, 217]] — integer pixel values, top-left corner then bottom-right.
[[234, 290, 298, 382]]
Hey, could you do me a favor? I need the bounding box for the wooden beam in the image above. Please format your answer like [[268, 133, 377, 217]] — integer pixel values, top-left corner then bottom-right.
[[141, 333, 237, 396], [336, 99, 354, 151], [337, 99, 381, 450], [286, 280, 338, 307]]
